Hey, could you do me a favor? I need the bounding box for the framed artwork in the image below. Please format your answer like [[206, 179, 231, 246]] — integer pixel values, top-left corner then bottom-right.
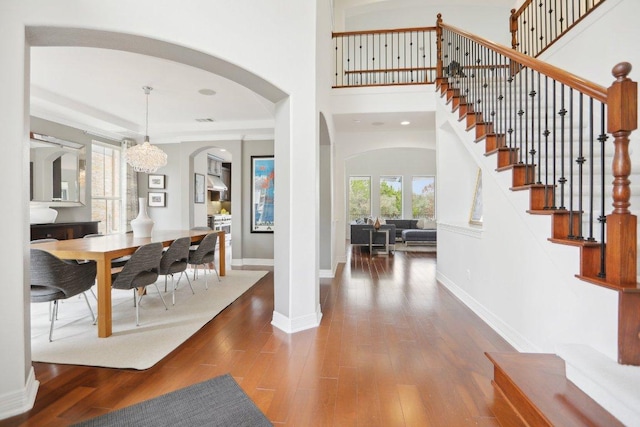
[[148, 192, 166, 207], [251, 155, 274, 233], [194, 173, 205, 204], [148, 174, 165, 189], [469, 168, 483, 225]]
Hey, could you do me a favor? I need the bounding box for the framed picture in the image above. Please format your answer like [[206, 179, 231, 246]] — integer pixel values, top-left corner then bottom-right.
[[251, 155, 274, 233], [194, 173, 205, 204], [148, 174, 165, 189], [148, 192, 166, 207], [469, 168, 483, 225]]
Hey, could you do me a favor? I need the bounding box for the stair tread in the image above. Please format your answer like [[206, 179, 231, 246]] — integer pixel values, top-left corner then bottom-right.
[[486, 352, 624, 427]]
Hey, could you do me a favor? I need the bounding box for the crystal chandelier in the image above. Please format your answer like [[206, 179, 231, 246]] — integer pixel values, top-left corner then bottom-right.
[[124, 86, 168, 173]]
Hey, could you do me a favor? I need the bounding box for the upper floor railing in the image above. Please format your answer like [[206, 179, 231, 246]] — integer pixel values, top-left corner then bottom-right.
[[510, 0, 607, 57], [332, 27, 437, 88]]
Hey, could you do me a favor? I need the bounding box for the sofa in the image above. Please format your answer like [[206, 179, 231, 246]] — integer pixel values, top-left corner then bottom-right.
[[350, 223, 396, 252], [386, 218, 437, 245]]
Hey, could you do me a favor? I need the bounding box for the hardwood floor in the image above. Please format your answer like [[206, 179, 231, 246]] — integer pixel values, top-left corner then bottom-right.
[[3, 247, 519, 426]]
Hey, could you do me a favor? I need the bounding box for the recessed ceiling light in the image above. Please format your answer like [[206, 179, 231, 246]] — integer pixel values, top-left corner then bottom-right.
[[220, 148, 226, 152], [372, 121, 384, 126], [401, 121, 411, 126], [198, 88, 216, 96], [353, 119, 361, 123]]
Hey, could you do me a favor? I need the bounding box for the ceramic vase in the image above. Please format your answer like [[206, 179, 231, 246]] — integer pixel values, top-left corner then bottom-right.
[[131, 197, 154, 237], [374, 217, 381, 230]]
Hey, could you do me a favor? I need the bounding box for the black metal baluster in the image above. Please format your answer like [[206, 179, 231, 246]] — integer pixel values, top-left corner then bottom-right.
[[576, 92, 585, 240], [544, 75, 551, 207], [559, 84, 567, 210], [587, 96, 595, 241], [529, 68, 537, 184], [597, 102, 607, 277], [536, 70, 542, 185], [568, 88, 575, 238], [519, 65, 525, 164], [551, 79, 557, 209]]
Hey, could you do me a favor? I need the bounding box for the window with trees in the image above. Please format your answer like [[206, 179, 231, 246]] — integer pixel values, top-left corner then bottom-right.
[[349, 176, 371, 221], [412, 176, 436, 219], [380, 176, 402, 218], [91, 142, 123, 235]]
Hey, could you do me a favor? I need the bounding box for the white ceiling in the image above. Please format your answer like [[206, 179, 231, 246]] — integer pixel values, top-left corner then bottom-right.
[[30, 47, 276, 144]]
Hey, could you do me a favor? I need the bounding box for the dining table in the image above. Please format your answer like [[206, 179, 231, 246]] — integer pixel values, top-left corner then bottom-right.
[[30, 229, 225, 338]]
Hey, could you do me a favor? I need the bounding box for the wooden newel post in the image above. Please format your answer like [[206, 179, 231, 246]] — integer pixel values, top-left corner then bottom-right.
[[510, 8, 518, 51], [436, 13, 443, 80], [606, 62, 638, 286]]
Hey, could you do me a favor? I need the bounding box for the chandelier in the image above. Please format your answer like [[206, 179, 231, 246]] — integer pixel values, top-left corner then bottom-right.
[[124, 86, 168, 173]]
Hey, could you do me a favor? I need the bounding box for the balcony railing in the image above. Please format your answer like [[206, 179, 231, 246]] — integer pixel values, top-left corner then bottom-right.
[[510, 0, 607, 57], [332, 27, 437, 88]]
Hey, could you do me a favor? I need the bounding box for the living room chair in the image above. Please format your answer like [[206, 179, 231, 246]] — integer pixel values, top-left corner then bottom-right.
[[188, 232, 220, 289], [158, 236, 194, 305], [30, 248, 97, 342], [111, 242, 166, 326]]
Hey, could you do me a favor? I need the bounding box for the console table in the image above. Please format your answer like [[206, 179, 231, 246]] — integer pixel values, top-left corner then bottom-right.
[[30, 221, 99, 241], [367, 227, 390, 255]]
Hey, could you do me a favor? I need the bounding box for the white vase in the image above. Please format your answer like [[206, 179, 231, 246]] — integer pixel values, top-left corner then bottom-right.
[[130, 197, 154, 237]]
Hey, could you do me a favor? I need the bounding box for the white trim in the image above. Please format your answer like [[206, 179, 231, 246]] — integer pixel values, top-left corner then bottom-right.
[[436, 271, 539, 353], [271, 309, 322, 333], [0, 367, 39, 420], [438, 221, 482, 238], [232, 258, 274, 266]]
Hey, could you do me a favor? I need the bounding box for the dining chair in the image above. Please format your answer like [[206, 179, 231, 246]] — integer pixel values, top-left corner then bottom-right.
[[189, 226, 211, 250], [30, 248, 97, 342], [188, 232, 220, 290], [111, 242, 166, 326], [158, 236, 194, 305]]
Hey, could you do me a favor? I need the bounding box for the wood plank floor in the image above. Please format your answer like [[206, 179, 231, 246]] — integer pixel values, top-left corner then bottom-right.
[[2, 247, 520, 426]]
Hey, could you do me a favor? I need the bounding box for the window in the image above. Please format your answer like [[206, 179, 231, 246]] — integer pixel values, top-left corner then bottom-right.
[[380, 176, 402, 219], [91, 142, 123, 235], [349, 176, 371, 221], [412, 176, 436, 219]]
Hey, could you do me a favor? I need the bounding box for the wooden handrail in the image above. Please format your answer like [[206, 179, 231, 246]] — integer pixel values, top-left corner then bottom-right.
[[438, 17, 608, 103], [332, 26, 436, 38]]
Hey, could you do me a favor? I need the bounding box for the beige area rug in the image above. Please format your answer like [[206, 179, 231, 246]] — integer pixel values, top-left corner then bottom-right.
[[394, 243, 437, 253], [31, 270, 268, 370]]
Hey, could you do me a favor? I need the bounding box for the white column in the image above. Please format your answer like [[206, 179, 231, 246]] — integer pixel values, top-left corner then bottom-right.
[[0, 13, 39, 420]]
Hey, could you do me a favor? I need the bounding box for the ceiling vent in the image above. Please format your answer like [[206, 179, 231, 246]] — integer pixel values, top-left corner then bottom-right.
[[195, 118, 215, 122]]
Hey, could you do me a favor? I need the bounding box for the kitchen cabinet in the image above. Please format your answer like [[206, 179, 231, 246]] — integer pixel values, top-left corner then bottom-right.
[[207, 157, 222, 176], [220, 163, 231, 201]]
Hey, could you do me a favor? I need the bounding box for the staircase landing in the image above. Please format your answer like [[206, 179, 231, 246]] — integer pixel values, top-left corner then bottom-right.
[[486, 352, 624, 426]]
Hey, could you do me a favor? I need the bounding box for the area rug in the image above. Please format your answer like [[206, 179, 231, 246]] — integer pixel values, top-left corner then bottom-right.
[[31, 270, 268, 370], [394, 243, 437, 253], [72, 374, 272, 427]]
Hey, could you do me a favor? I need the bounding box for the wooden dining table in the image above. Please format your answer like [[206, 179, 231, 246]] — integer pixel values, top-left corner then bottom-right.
[[30, 229, 225, 338]]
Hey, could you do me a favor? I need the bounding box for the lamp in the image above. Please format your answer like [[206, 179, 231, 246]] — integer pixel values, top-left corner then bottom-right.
[[124, 86, 168, 173]]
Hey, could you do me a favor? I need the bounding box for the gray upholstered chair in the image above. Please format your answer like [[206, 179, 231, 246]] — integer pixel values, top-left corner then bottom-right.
[[158, 236, 194, 305], [111, 242, 166, 326], [30, 248, 97, 342], [188, 232, 220, 289]]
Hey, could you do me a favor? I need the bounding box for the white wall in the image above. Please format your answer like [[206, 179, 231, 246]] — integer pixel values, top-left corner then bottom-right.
[[335, 0, 513, 46], [345, 147, 436, 222]]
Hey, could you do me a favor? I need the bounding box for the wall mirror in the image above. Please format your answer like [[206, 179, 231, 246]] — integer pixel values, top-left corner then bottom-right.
[[30, 132, 86, 207]]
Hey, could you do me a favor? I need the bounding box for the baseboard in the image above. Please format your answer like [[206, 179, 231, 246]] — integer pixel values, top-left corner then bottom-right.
[[271, 308, 322, 333], [436, 271, 539, 353], [0, 367, 39, 421], [232, 258, 274, 267]]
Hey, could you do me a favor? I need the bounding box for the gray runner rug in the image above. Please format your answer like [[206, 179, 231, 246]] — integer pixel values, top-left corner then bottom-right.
[[72, 374, 272, 427]]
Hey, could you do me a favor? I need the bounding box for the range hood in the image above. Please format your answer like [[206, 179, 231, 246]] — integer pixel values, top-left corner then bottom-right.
[[207, 175, 227, 191]]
